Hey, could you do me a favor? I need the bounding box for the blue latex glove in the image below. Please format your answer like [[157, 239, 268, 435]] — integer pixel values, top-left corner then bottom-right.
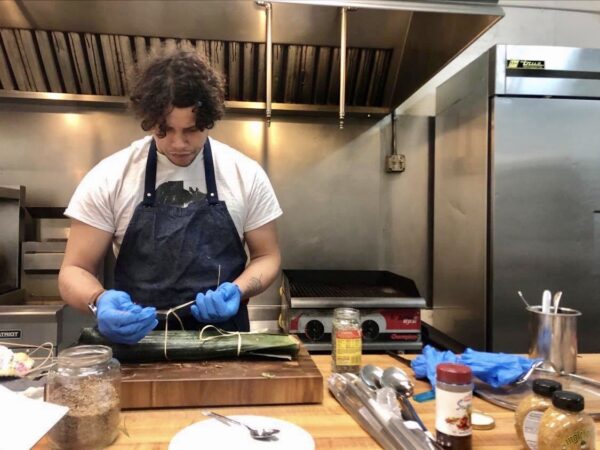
[[412, 345, 539, 388], [96, 290, 158, 345], [460, 348, 536, 388], [191, 282, 241, 323], [412, 345, 458, 387]]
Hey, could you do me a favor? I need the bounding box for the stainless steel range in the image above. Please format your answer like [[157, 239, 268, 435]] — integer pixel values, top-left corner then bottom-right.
[[280, 270, 426, 351]]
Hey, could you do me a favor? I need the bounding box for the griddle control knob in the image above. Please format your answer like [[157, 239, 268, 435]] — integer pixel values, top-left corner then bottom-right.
[[305, 319, 325, 341], [361, 319, 380, 341]]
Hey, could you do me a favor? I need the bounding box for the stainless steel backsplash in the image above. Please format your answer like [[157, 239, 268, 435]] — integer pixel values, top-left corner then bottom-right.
[[0, 102, 431, 310]]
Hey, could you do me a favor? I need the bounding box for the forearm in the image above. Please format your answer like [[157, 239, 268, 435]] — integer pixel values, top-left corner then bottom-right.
[[58, 265, 106, 312], [234, 251, 281, 299]]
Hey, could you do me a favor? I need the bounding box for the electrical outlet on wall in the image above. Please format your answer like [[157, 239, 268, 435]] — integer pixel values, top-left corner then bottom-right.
[[385, 154, 406, 173]]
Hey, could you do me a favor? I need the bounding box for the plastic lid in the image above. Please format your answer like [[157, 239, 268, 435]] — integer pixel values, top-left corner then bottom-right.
[[436, 363, 472, 384], [552, 390, 585, 412], [532, 379, 562, 397]]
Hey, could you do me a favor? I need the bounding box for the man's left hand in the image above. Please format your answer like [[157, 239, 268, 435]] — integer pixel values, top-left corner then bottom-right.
[[191, 282, 241, 323]]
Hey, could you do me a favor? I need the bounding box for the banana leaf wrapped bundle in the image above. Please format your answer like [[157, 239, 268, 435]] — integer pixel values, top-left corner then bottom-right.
[[78, 327, 300, 363]]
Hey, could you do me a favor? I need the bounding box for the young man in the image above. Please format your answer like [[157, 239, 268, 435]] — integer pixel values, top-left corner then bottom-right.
[[58, 49, 282, 344]]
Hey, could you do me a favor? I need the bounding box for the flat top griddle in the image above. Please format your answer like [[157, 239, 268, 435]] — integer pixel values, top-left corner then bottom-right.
[[283, 270, 422, 305], [284, 270, 420, 298]]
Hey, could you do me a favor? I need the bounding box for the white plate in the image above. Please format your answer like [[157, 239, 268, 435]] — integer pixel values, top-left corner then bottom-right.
[[169, 415, 315, 450]]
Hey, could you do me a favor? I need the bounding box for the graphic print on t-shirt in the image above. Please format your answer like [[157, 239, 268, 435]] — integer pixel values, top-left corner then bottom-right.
[[156, 181, 206, 207]]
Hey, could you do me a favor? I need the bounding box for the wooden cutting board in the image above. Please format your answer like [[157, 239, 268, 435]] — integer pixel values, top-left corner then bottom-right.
[[119, 344, 323, 409]]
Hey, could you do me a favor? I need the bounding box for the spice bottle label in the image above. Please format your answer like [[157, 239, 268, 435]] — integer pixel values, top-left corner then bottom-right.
[[523, 410, 543, 450], [334, 329, 361, 366], [435, 388, 472, 436]]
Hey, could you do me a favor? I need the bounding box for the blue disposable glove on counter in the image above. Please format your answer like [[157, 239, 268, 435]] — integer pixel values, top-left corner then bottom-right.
[[412, 344, 539, 388], [191, 282, 241, 323], [96, 290, 158, 345]]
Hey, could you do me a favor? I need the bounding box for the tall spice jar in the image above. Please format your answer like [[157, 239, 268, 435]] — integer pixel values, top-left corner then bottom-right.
[[46, 345, 121, 450], [435, 363, 473, 450], [331, 307, 362, 374]]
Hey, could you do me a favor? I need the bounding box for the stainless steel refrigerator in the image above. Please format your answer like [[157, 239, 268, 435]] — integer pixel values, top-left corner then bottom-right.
[[433, 45, 600, 353]]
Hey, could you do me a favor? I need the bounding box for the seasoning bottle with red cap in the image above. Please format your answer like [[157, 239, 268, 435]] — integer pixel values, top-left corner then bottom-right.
[[435, 363, 473, 450]]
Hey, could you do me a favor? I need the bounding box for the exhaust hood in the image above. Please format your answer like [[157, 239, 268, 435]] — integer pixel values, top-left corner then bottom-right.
[[0, 0, 502, 118]]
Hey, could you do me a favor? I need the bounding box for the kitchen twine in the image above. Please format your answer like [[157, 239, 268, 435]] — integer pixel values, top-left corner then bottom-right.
[[0, 341, 55, 378], [157, 264, 261, 360]]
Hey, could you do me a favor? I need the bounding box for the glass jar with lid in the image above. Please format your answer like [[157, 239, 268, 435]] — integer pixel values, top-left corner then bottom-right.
[[46, 345, 121, 450], [331, 307, 362, 374], [514, 378, 562, 449], [538, 390, 595, 450]]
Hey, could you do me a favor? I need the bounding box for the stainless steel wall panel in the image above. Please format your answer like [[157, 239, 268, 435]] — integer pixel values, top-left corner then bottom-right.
[[51, 32, 77, 93], [0, 103, 400, 308], [35, 30, 62, 93], [433, 69, 489, 350], [491, 97, 600, 353], [68, 32, 92, 94]]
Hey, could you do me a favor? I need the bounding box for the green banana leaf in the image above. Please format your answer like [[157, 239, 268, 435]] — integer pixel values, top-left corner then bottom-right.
[[78, 327, 300, 363]]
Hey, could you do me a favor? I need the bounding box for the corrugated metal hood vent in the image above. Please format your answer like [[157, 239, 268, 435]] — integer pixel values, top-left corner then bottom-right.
[[0, 0, 503, 116]]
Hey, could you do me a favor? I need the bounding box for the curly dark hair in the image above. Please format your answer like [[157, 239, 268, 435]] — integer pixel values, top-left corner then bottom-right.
[[129, 48, 225, 137]]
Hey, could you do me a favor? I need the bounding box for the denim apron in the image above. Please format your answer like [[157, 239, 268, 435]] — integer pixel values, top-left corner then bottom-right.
[[113, 137, 249, 331]]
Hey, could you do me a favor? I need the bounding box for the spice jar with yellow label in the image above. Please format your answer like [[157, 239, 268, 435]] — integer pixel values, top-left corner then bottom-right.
[[515, 378, 562, 449], [331, 307, 362, 374], [538, 391, 595, 450]]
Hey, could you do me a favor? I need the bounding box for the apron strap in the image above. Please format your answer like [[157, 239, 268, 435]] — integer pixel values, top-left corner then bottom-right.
[[143, 139, 159, 207], [203, 138, 219, 205], [143, 137, 219, 207]]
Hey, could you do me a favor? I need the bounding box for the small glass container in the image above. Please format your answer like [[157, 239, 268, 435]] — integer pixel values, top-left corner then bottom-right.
[[331, 307, 361, 374], [46, 345, 121, 450], [435, 363, 473, 450], [538, 390, 595, 450], [514, 378, 562, 449]]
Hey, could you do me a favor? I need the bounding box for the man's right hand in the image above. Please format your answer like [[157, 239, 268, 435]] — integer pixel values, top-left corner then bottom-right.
[[96, 290, 157, 345]]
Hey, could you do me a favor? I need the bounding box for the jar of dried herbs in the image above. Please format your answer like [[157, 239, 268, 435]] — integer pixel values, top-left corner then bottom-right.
[[46, 345, 121, 450], [331, 307, 361, 374]]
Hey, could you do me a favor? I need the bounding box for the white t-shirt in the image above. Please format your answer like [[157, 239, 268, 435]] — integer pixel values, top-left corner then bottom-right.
[[65, 136, 282, 256]]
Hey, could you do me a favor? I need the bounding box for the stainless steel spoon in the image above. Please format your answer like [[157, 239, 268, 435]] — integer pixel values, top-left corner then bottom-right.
[[359, 364, 384, 390], [381, 366, 415, 398], [553, 291, 563, 314], [204, 411, 280, 440]]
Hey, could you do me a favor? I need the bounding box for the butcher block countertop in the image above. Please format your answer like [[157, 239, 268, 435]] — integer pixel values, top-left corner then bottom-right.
[[34, 354, 600, 449]]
